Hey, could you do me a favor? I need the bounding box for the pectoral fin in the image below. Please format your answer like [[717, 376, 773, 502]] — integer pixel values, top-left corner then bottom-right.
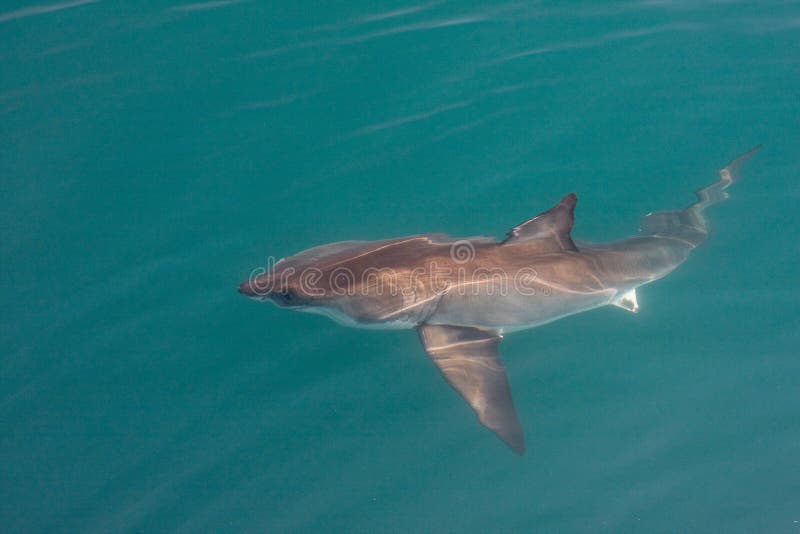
[[417, 324, 525, 454]]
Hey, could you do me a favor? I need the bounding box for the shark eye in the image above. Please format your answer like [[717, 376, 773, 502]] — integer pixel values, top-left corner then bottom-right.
[[276, 288, 296, 304]]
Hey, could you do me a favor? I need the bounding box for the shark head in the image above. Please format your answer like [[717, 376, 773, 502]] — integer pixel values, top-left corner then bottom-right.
[[238, 237, 457, 327], [237, 262, 316, 310], [238, 241, 397, 327], [238, 277, 303, 308]]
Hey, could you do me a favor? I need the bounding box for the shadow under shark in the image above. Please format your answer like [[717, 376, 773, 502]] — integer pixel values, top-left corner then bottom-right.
[[239, 147, 760, 454]]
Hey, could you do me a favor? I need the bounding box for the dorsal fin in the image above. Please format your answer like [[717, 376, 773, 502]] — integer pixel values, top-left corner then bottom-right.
[[503, 193, 578, 251]]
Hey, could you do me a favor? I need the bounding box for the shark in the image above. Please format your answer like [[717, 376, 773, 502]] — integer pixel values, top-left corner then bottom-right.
[[239, 147, 759, 454]]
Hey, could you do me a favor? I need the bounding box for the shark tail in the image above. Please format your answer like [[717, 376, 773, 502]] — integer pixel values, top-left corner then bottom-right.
[[638, 145, 761, 247]]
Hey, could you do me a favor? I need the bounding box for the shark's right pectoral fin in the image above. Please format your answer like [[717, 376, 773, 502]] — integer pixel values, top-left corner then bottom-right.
[[417, 324, 525, 455]]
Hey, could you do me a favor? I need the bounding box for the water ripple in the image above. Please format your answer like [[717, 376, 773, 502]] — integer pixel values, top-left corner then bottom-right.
[[348, 100, 471, 138], [432, 108, 520, 142], [169, 0, 245, 13], [358, 1, 442, 24], [240, 40, 324, 60], [0, 0, 99, 23], [342, 15, 486, 44], [495, 22, 704, 64], [237, 95, 300, 111], [240, 6, 489, 61]]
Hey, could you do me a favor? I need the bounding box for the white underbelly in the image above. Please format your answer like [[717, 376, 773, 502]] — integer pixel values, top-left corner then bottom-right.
[[427, 286, 620, 332], [300, 305, 418, 329]]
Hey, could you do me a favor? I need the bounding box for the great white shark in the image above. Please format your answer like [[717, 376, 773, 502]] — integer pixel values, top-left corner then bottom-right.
[[239, 147, 759, 454]]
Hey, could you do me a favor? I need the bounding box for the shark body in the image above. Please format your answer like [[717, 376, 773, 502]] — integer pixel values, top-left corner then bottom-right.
[[239, 147, 759, 454]]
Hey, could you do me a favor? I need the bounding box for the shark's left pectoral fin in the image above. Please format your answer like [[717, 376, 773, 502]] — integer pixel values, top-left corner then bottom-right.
[[613, 289, 639, 313], [417, 324, 525, 455]]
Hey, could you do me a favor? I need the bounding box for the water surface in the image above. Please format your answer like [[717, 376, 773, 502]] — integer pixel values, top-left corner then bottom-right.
[[2, 1, 799, 531]]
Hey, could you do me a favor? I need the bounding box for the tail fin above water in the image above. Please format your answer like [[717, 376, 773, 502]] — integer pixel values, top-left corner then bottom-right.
[[638, 145, 762, 247]]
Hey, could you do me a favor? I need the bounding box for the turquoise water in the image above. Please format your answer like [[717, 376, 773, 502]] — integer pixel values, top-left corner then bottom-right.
[[2, 1, 799, 531]]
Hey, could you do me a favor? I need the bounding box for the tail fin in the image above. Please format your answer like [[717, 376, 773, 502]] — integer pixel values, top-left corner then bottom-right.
[[638, 145, 761, 247]]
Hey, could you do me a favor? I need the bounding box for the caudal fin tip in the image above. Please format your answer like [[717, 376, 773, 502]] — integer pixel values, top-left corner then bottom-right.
[[744, 143, 763, 159], [728, 144, 762, 166], [719, 144, 762, 183]]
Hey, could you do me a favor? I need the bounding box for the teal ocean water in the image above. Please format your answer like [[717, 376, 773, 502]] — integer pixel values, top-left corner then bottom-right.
[[2, 1, 799, 531]]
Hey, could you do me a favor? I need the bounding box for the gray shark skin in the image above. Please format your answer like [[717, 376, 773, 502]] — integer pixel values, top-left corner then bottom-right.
[[239, 147, 760, 455]]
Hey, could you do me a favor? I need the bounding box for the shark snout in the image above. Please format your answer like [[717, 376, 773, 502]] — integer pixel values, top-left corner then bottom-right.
[[238, 275, 271, 298], [238, 279, 257, 296]]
